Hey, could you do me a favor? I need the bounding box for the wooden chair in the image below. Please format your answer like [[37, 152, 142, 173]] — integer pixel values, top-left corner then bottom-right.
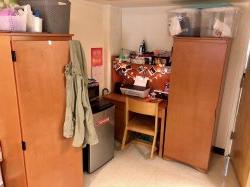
[[121, 97, 159, 159]]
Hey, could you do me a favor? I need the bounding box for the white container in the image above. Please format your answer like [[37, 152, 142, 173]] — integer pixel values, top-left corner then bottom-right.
[[28, 16, 42, 32], [201, 7, 238, 37], [24, 5, 43, 33], [168, 8, 201, 36]]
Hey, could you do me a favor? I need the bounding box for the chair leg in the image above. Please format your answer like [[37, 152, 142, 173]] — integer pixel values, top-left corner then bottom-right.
[[121, 128, 128, 150], [150, 134, 157, 159]]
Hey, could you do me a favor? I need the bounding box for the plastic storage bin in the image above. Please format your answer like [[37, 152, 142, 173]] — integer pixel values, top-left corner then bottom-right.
[[17, 0, 71, 33], [168, 8, 201, 37], [0, 11, 27, 32], [201, 7, 238, 37]]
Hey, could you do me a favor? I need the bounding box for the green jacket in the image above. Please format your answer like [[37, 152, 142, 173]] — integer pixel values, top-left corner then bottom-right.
[[63, 40, 98, 147]]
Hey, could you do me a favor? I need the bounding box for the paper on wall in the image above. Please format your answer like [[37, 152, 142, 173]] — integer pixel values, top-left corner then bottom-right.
[[92, 66, 104, 89], [134, 76, 148, 87]]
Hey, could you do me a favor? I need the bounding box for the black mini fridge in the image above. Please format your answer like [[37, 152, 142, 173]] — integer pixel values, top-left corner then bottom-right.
[[84, 99, 115, 173]]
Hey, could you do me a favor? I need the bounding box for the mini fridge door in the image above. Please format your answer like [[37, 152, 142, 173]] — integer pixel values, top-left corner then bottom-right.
[[87, 105, 115, 173]]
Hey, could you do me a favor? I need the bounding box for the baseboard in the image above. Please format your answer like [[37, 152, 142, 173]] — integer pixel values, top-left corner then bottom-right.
[[213, 146, 225, 156]]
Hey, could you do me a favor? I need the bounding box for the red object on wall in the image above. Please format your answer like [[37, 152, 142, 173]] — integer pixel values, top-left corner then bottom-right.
[[91, 48, 103, 67]]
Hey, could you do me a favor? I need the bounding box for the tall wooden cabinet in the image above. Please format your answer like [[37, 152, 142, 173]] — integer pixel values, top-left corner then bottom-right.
[[0, 33, 83, 187], [164, 37, 231, 172]]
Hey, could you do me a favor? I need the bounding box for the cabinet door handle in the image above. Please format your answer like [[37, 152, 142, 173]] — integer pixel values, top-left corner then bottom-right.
[[21, 141, 27, 151]]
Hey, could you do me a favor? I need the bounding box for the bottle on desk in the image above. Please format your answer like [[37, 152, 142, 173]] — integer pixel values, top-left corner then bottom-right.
[[139, 40, 146, 55]]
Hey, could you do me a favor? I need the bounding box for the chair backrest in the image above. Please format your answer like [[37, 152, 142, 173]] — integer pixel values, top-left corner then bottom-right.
[[126, 97, 159, 117]]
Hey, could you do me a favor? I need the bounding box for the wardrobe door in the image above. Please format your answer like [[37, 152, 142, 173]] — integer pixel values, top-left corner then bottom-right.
[[0, 36, 27, 187], [12, 40, 83, 187], [231, 69, 250, 187], [164, 38, 230, 171]]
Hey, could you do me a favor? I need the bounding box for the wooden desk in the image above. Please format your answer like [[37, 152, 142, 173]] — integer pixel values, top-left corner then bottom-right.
[[104, 93, 167, 157]]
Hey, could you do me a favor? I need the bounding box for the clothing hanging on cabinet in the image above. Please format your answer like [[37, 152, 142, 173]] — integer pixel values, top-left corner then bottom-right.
[[63, 40, 99, 147]]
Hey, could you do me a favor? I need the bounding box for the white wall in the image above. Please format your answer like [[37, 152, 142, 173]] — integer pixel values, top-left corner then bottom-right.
[[110, 7, 123, 56], [217, 2, 250, 154], [70, 1, 121, 91], [122, 6, 179, 52], [70, 0, 106, 89], [104, 6, 122, 90]]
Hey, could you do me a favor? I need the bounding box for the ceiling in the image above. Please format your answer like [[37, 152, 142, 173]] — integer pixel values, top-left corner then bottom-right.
[[85, 0, 250, 7]]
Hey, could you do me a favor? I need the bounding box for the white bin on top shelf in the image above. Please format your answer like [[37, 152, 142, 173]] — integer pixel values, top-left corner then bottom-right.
[[201, 6, 239, 38], [168, 8, 201, 37]]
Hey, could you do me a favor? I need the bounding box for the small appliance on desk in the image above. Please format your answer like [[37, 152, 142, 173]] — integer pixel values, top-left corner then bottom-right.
[[88, 78, 100, 102], [120, 76, 150, 98], [84, 79, 115, 173]]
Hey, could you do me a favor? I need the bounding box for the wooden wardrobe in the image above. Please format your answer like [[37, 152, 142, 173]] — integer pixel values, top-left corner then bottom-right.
[[0, 33, 83, 187], [163, 37, 231, 172]]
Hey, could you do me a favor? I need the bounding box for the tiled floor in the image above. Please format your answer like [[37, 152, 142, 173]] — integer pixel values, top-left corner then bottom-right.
[[85, 144, 239, 187]]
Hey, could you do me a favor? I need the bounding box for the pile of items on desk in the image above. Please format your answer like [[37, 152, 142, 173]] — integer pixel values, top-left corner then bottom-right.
[[118, 40, 172, 66], [113, 40, 171, 99]]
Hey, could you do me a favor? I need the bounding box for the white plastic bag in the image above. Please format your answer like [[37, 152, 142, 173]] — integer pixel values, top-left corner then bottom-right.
[[169, 16, 182, 36], [201, 6, 238, 37], [25, 5, 42, 32], [213, 18, 232, 37], [0, 145, 3, 187]]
